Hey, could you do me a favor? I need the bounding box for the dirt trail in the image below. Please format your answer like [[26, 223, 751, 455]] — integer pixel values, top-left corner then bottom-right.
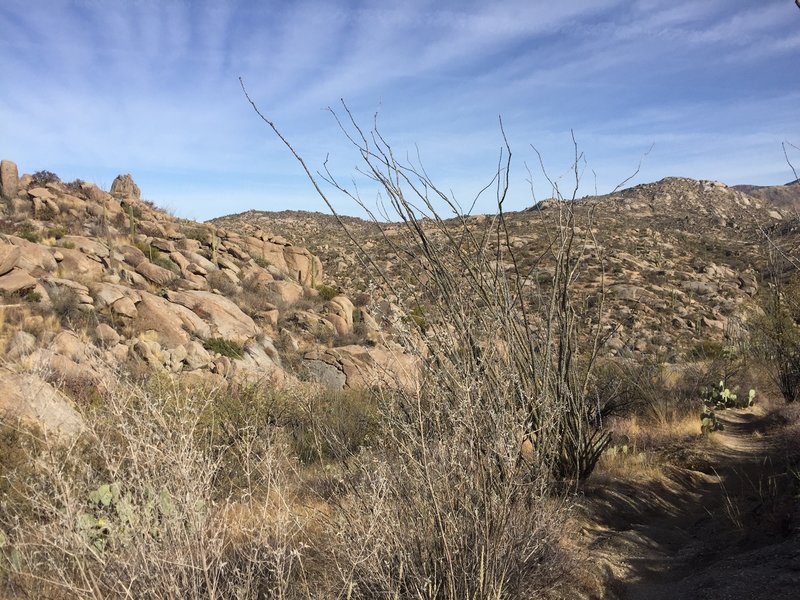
[[579, 403, 800, 600]]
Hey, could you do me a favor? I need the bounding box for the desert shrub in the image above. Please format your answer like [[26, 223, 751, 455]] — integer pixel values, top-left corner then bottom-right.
[[135, 242, 179, 274], [46, 224, 67, 240], [0, 219, 16, 236], [30, 170, 60, 186], [315, 284, 340, 302], [112, 210, 129, 231], [287, 388, 379, 464], [36, 204, 58, 222], [602, 359, 695, 424], [65, 178, 86, 194], [244, 98, 613, 596], [587, 360, 642, 418], [0, 422, 43, 521], [121, 200, 143, 220], [154, 255, 179, 273], [18, 230, 39, 243], [252, 255, 270, 269], [49, 287, 83, 324], [352, 292, 371, 307], [17, 222, 40, 243], [148, 379, 292, 497], [241, 88, 625, 595], [236, 288, 277, 319], [203, 337, 244, 359], [134, 241, 161, 262], [207, 270, 239, 296], [406, 304, 428, 331], [332, 330, 363, 347], [752, 279, 800, 403], [688, 339, 729, 361]]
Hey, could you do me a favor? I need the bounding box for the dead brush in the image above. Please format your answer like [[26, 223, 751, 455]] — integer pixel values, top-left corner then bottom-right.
[[242, 84, 617, 598], [0, 374, 308, 600]]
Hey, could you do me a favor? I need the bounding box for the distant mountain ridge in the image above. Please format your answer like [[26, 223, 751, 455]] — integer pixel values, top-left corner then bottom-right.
[[733, 179, 800, 213]]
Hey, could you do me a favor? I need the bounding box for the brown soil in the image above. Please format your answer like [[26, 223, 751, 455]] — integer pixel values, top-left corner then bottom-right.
[[577, 402, 800, 599]]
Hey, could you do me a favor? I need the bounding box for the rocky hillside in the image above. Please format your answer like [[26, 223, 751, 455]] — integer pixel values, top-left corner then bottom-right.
[[215, 176, 787, 361], [2, 160, 793, 439], [0, 160, 414, 440], [733, 179, 800, 213]]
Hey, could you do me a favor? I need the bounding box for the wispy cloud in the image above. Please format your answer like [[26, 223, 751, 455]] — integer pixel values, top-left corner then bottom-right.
[[0, 0, 797, 219]]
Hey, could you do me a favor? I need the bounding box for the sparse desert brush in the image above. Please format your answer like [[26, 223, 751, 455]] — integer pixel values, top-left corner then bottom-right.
[[203, 336, 244, 359], [285, 387, 379, 464], [594, 441, 667, 484], [207, 269, 239, 296], [30, 170, 61, 187], [240, 90, 617, 596], [315, 284, 340, 302], [0, 375, 307, 600], [48, 287, 86, 328], [17, 221, 41, 243], [135, 241, 179, 273], [65, 178, 86, 194]]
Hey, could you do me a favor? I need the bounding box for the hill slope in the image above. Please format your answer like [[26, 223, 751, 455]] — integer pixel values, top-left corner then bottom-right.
[[214, 176, 787, 360]]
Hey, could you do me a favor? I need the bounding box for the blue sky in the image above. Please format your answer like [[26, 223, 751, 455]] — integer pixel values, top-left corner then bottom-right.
[[1, 0, 798, 221]]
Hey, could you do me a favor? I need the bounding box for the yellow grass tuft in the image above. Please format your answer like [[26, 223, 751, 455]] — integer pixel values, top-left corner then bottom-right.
[[592, 409, 699, 484]]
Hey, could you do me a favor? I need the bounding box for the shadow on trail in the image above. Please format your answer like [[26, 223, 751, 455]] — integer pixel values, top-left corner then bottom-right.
[[580, 405, 800, 600]]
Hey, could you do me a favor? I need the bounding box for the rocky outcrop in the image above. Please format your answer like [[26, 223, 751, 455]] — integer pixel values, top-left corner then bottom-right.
[[165, 290, 258, 343], [133, 292, 211, 348], [323, 295, 355, 335], [110, 174, 141, 199], [5, 235, 58, 273], [0, 160, 409, 435], [135, 260, 178, 286], [304, 343, 418, 390], [0, 370, 85, 439], [0, 269, 37, 293], [0, 243, 20, 275], [0, 159, 19, 202], [267, 280, 304, 307], [240, 233, 324, 287]]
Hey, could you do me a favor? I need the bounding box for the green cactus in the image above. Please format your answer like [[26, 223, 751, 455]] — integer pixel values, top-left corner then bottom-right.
[[88, 483, 117, 507], [700, 407, 724, 435], [127, 204, 137, 237], [699, 382, 757, 435], [311, 258, 317, 288], [700, 381, 755, 410], [211, 231, 219, 265], [79, 483, 175, 552]]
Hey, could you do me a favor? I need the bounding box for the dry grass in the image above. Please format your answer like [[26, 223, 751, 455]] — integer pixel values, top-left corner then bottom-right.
[[592, 409, 699, 484], [609, 409, 700, 450], [0, 375, 309, 600], [0, 306, 61, 362]]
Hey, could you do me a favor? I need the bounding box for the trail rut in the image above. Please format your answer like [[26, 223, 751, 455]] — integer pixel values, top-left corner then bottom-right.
[[578, 404, 800, 599]]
